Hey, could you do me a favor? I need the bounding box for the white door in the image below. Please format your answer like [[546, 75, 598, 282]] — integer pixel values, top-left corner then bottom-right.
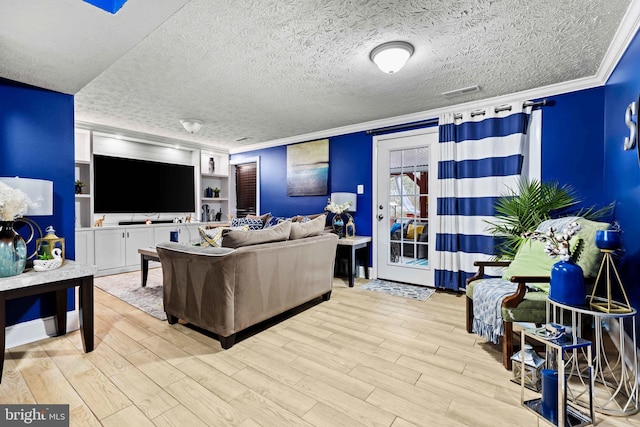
[[374, 128, 438, 286]]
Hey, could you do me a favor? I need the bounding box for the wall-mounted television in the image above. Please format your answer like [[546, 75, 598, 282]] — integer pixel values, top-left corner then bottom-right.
[[94, 154, 195, 214]]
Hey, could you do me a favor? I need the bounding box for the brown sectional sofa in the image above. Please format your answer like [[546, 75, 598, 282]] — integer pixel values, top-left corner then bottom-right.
[[156, 221, 338, 349]]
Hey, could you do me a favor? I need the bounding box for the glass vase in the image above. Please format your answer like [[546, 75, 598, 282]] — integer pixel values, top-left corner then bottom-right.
[[332, 213, 345, 238], [0, 221, 27, 277], [549, 258, 585, 306]]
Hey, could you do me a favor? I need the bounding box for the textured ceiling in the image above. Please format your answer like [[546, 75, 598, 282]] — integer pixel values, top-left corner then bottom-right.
[[0, 0, 635, 151]]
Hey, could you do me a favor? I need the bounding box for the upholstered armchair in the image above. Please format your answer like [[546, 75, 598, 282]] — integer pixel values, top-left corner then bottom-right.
[[465, 217, 609, 370]]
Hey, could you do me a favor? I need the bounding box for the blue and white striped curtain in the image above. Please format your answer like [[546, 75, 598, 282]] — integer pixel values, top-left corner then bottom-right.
[[434, 102, 537, 291]]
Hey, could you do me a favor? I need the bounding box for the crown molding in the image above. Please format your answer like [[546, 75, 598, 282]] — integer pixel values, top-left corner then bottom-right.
[[230, 74, 604, 154], [596, 0, 640, 83], [75, 121, 229, 155], [232, 3, 640, 154]]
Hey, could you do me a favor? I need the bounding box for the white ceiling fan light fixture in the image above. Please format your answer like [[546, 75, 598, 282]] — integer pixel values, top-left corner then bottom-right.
[[370, 41, 414, 74], [180, 119, 203, 134]]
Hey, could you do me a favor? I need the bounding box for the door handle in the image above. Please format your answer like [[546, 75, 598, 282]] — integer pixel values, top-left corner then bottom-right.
[[377, 214, 384, 221]]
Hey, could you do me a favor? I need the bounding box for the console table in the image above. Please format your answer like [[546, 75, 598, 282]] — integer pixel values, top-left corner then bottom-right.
[[336, 236, 371, 287], [0, 261, 97, 382]]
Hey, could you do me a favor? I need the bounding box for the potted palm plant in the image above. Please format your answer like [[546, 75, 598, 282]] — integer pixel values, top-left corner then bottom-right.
[[484, 177, 613, 260]]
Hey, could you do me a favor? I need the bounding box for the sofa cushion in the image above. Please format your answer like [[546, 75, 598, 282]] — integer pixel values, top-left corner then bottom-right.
[[222, 220, 291, 248], [290, 214, 326, 240], [264, 216, 289, 228], [231, 217, 265, 230], [293, 213, 325, 223]]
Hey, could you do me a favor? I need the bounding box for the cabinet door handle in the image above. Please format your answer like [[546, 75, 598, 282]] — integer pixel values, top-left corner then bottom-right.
[[127, 232, 129, 238], [122, 232, 125, 238]]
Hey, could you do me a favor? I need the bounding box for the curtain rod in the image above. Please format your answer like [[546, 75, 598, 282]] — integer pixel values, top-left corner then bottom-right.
[[366, 98, 551, 135]]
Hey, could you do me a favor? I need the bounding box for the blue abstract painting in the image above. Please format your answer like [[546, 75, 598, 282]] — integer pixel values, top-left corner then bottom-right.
[[287, 139, 329, 196]]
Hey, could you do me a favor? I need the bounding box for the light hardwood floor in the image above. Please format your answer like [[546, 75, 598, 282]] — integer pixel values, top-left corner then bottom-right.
[[1, 276, 639, 427]]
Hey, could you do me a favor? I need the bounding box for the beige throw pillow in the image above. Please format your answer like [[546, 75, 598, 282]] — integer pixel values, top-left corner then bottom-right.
[[289, 214, 326, 240], [221, 220, 292, 248]]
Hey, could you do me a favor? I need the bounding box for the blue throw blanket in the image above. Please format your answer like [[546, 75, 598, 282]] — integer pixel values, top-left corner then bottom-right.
[[472, 280, 518, 344]]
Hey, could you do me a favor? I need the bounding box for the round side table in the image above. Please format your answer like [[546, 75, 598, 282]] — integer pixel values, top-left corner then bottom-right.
[[547, 297, 638, 415]]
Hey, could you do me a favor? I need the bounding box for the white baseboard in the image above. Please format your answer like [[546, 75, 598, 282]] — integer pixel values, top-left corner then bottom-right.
[[5, 310, 80, 349]]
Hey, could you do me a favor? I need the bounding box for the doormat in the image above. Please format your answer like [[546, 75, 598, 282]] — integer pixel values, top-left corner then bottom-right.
[[360, 279, 435, 301], [94, 268, 166, 321]]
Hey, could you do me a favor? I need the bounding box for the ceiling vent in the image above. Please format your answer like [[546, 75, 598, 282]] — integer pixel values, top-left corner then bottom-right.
[[441, 85, 481, 98]]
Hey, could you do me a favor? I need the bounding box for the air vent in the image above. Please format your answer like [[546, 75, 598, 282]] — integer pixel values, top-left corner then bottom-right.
[[441, 85, 480, 98]]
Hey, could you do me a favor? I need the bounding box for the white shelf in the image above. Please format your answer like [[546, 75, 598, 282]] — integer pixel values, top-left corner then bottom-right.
[[202, 197, 228, 202], [75, 194, 91, 199], [201, 172, 227, 178]]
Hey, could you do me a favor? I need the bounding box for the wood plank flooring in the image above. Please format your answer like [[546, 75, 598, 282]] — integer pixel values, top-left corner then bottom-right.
[[2, 276, 639, 427]]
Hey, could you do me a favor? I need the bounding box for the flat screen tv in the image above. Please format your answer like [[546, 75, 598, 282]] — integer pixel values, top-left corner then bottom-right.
[[94, 154, 195, 214]]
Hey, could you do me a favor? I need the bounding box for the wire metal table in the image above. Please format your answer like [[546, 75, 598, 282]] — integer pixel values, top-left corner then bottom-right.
[[547, 297, 638, 416]]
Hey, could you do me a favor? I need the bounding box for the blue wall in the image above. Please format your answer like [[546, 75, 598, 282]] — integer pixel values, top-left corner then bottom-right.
[[232, 132, 374, 237], [0, 79, 76, 326], [603, 29, 640, 316], [233, 89, 610, 257], [540, 88, 607, 209]]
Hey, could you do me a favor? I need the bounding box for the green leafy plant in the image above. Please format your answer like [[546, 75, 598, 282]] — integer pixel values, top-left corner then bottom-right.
[[485, 177, 614, 260]]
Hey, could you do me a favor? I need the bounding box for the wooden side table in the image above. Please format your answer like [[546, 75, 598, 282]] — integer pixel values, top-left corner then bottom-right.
[[0, 261, 97, 382], [336, 236, 371, 287]]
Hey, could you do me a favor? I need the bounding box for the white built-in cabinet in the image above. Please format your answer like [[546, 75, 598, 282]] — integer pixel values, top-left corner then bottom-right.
[[73, 128, 231, 276], [94, 227, 155, 274], [74, 229, 95, 266]]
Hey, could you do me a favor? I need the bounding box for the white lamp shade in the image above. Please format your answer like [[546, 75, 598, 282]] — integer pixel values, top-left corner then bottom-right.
[[0, 177, 53, 216], [330, 192, 357, 212], [370, 41, 414, 74]]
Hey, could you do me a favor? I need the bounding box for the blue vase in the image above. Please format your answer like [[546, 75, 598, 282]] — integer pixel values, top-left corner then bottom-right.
[[549, 258, 585, 306], [595, 229, 621, 250], [0, 221, 27, 277]]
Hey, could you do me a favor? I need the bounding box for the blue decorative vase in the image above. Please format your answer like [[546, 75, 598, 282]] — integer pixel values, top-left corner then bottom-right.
[[594, 229, 621, 250], [0, 221, 27, 277], [549, 258, 585, 306]]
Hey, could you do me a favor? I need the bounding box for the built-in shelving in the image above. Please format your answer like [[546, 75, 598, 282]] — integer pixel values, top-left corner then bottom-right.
[[199, 152, 230, 222]]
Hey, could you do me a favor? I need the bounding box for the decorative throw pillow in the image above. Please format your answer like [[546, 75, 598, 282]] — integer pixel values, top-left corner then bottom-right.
[[247, 212, 271, 228], [573, 218, 610, 278], [231, 217, 264, 230], [222, 220, 292, 248], [198, 226, 224, 247], [406, 224, 424, 239], [502, 238, 557, 281], [290, 214, 326, 240]]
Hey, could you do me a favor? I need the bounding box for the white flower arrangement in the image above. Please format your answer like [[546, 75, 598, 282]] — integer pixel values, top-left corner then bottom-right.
[[522, 221, 582, 262], [324, 198, 352, 215], [0, 182, 30, 221]]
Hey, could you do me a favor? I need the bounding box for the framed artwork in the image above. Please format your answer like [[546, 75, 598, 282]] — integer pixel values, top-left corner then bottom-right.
[[287, 139, 329, 196]]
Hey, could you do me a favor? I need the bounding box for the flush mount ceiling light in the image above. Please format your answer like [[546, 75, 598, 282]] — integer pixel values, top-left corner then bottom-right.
[[370, 41, 414, 74], [180, 119, 203, 134]]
